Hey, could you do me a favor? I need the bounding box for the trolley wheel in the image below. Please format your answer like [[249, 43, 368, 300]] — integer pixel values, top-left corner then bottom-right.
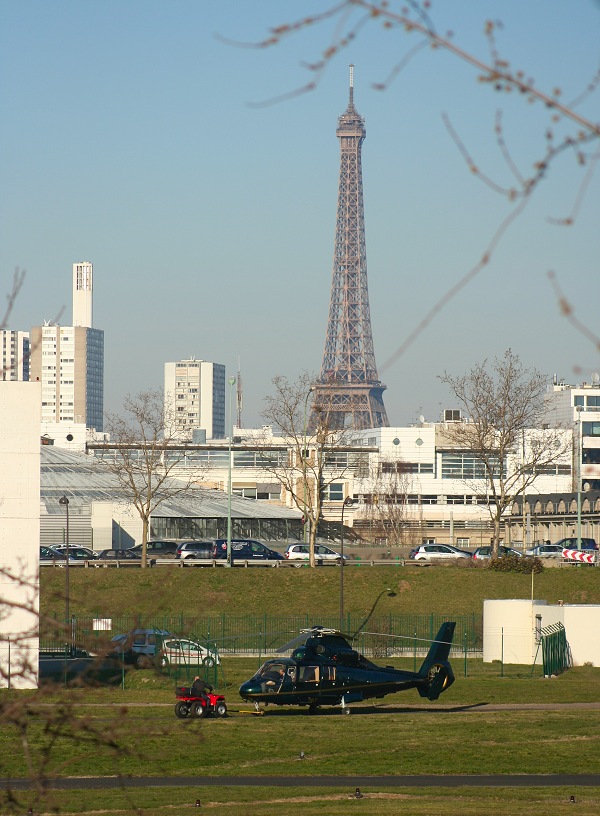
[[193, 702, 207, 718]]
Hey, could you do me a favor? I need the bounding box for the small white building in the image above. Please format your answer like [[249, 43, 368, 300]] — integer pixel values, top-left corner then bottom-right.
[[483, 598, 600, 667]]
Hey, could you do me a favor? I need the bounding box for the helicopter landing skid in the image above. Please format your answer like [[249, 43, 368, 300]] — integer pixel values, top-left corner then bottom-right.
[[341, 697, 351, 715]]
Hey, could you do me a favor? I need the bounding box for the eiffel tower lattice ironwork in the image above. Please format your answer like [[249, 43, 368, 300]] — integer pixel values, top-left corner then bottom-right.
[[313, 66, 389, 430]]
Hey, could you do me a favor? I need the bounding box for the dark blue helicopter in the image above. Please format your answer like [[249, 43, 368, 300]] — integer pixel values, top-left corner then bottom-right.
[[239, 621, 456, 713]]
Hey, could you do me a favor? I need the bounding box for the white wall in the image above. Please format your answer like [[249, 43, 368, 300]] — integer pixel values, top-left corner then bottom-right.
[[0, 382, 41, 688], [483, 598, 600, 667]]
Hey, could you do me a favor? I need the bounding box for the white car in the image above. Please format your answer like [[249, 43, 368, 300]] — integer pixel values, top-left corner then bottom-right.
[[160, 638, 220, 668], [284, 543, 346, 566], [410, 544, 472, 562]]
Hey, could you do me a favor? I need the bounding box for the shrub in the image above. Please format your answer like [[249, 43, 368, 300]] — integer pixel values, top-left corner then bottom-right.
[[487, 555, 543, 574]]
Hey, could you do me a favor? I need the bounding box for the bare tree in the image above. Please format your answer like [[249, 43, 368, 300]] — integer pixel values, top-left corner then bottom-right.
[[260, 372, 362, 567], [103, 389, 200, 568], [439, 349, 570, 555]]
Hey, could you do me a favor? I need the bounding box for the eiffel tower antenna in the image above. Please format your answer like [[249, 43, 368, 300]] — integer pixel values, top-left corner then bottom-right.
[[312, 65, 389, 430]]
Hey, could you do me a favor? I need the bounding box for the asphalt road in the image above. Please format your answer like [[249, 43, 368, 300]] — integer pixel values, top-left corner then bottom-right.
[[3, 774, 600, 790]]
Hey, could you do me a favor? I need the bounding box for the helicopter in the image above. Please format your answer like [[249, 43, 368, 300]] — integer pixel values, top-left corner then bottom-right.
[[239, 621, 456, 713]]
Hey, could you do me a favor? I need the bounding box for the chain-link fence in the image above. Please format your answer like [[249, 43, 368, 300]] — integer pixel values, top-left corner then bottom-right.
[[41, 612, 482, 659]]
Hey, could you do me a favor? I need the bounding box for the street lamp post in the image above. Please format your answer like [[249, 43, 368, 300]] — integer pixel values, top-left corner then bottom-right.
[[226, 376, 237, 568], [353, 587, 397, 640], [58, 495, 71, 654], [339, 496, 353, 631]]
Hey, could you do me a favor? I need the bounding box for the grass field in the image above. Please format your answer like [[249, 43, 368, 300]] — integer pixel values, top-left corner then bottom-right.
[[5, 565, 597, 814]]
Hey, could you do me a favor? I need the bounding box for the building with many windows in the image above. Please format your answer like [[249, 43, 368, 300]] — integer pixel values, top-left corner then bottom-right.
[[350, 423, 573, 548], [543, 377, 600, 491], [29, 262, 104, 431], [164, 358, 225, 440], [1, 330, 30, 381]]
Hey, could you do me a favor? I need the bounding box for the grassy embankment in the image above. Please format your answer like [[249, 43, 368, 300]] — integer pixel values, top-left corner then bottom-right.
[[40, 562, 600, 619]]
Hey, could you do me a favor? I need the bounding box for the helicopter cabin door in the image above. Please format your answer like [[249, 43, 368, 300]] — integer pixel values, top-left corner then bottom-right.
[[297, 665, 336, 691]]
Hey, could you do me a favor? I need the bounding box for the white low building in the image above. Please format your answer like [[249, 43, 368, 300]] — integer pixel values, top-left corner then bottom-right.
[[0, 382, 41, 688], [483, 598, 600, 667]]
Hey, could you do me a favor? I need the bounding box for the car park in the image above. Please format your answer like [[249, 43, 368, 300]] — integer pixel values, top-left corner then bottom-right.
[[39, 545, 66, 564], [175, 541, 214, 560], [472, 545, 522, 560], [161, 638, 220, 667], [284, 543, 346, 565], [525, 543, 564, 558], [409, 544, 471, 562], [211, 539, 284, 563]]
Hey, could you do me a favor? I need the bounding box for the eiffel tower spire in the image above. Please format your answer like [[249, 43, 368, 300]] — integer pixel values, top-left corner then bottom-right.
[[312, 66, 389, 430]]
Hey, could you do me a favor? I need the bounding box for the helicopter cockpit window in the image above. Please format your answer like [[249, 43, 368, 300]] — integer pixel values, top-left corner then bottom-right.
[[258, 662, 286, 680], [299, 666, 319, 683]]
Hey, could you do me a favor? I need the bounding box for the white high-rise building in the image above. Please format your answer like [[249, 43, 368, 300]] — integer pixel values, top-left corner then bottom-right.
[[72, 261, 93, 328], [30, 262, 104, 431], [1, 330, 30, 381], [164, 358, 225, 440]]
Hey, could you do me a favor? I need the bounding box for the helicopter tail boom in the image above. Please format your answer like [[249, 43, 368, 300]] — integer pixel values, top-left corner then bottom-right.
[[417, 621, 456, 701]]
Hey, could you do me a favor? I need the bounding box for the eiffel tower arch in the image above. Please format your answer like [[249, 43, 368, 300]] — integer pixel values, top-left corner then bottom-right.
[[312, 66, 389, 431]]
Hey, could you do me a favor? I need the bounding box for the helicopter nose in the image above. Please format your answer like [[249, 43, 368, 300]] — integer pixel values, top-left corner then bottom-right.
[[239, 680, 261, 698]]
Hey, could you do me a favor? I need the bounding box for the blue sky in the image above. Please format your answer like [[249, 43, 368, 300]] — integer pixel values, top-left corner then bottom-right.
[[2, 1, 599, 427]]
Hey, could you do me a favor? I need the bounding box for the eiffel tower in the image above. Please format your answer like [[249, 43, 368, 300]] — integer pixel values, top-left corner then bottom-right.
[[312, 66, 389, 430]]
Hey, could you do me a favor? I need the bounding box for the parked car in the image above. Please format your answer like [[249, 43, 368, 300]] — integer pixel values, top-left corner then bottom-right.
[[211, 539, 284, 563], [52, 545, 99, 560], [130, 540, 179, 557], [409, 544, 472, 562], [554, 537, 598, 551], [472, 545, 522, 560], [525, 543, 564, 558], [109, 628, 171, 668], [96, 548, 142, 560], [161, 638, 221, 668], [39, 545, 66, 564], [175, 541, 214, 560], [284, 543, 346, 566]]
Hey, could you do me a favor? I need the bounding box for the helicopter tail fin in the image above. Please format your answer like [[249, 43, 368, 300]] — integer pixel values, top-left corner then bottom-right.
[[417, 621, 456, 701]]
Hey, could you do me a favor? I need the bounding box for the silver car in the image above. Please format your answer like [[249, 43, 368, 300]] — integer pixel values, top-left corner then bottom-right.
[[284, 543, 346, 566], [409, 544, 471, 562], [525, 543, 564, 558]]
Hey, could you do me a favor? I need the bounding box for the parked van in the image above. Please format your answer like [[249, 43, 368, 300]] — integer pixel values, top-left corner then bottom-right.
[[109, 628, 171, 668]]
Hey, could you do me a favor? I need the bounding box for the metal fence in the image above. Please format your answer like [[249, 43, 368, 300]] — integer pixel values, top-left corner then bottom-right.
[[42, 612, 482, 658]]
